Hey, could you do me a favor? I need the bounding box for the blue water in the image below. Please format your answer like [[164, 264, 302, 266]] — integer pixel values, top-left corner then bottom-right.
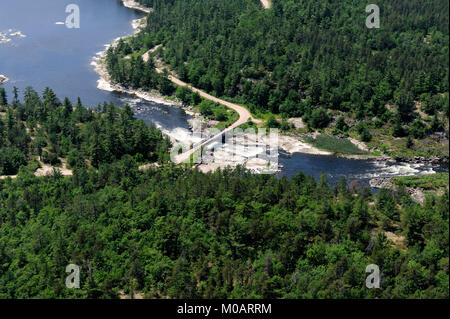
[[0, 0, 191, 133], [1, 0, 446, 184], [278, 151, 447, 185]]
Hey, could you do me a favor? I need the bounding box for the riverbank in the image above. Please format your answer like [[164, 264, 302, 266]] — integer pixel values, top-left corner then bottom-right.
[[92, 9, 330, 162], [94, 35, 442, 172], [338, 149, 448, 165], [92, 16, 180, 108]]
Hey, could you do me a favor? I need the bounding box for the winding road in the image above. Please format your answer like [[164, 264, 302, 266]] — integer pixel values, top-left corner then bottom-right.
[[156, 68, 261, 164], [140, 0, 271, 164], [143, 47, 262, 164]]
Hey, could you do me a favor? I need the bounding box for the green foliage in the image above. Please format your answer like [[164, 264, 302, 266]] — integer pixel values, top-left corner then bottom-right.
[[214, 108, 228, 122], [105, 36, 174, 95], [395, 91, 415, 122], [406, 136, 414, 149], [306, 108, 330, 129], [0, 147, 27, 175], [303, 134, 367, 155], [0, 166, 447, 298], [198, 100, 214, 117], [376, 189, 399, 220], [0, 0, 448, 300], [130, 0, 448, 135], [335, 116, 348, 133], [176, 86, 192, 106], [265, 115, 280, 129], [0, 88, 7, 106], [393, 173, 449, 190], [191, 92, 202, 106], [357, 122, 372, 142], [198, 100, 233, 125], [41, 151, 60, 166], [392, 115, 406, 137], [0, 87, 171, 176]]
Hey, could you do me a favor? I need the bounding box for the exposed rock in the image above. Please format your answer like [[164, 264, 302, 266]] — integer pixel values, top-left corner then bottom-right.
[[0, 74, 9, 84], [369, 177, 394, 189], [408, 188, 426, 204], [287, 117, 305, 129], [348, 137, 369, 152], [278, 135, 332, 155], [394, 155, 449, 165], [260, 0, 271, 9]]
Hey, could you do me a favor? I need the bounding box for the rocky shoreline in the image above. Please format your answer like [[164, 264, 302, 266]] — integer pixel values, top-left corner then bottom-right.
[[369, 177, 395, 189], [92, 4, 185, 109], [92, 16, 179, 108], [0, 74, 8, 85], [393, 155, 449, 165], [345, 155, 448, 168], [120, 0, 152, 14], [331, 143, 448, 166]]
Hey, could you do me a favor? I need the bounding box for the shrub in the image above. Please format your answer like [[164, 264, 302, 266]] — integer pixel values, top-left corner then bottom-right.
[[308, 108, 330, 129]]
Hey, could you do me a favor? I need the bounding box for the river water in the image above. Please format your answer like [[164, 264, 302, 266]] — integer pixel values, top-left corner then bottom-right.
[[1, 0, 446, 185]]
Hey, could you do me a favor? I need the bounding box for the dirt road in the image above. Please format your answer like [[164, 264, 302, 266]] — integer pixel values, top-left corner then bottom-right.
[[145, 47, 262, 164], [158, 70, 261, 163]]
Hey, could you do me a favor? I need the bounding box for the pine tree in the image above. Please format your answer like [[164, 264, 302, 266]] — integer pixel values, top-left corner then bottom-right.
[[0, 88, 7, 105]]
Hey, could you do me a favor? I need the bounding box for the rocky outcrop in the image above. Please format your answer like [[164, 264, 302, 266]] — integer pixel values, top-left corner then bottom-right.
[[408, 188, 426, 204], [287, 117, 306, 129], [394, 155, 449, 165], [369, 177, 426, 204], [347, 137, 369, 152], [369, 178, 394, 189], [0, 74, 9, 84]]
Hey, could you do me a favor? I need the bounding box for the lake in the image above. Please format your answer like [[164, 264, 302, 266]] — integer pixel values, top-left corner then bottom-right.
[[0, 0, 191, 135]]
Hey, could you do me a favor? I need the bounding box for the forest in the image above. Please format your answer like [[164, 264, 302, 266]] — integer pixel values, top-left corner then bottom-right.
[[105, 0, 450, 141], [0, 0, 448, 300], [0, 86, 171, 176], [0, 86, 448, 298], [0, 159, 448, 298]]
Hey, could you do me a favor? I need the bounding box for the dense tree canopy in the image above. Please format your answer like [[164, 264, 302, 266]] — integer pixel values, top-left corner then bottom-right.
[[0, 164, 448, 298], [0, 87, 170, 175], [0, 1, 448, 300], [121, 0, 449, 130]]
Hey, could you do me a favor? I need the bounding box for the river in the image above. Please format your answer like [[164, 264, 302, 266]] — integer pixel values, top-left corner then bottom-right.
[[1, 0, 446, 185]]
